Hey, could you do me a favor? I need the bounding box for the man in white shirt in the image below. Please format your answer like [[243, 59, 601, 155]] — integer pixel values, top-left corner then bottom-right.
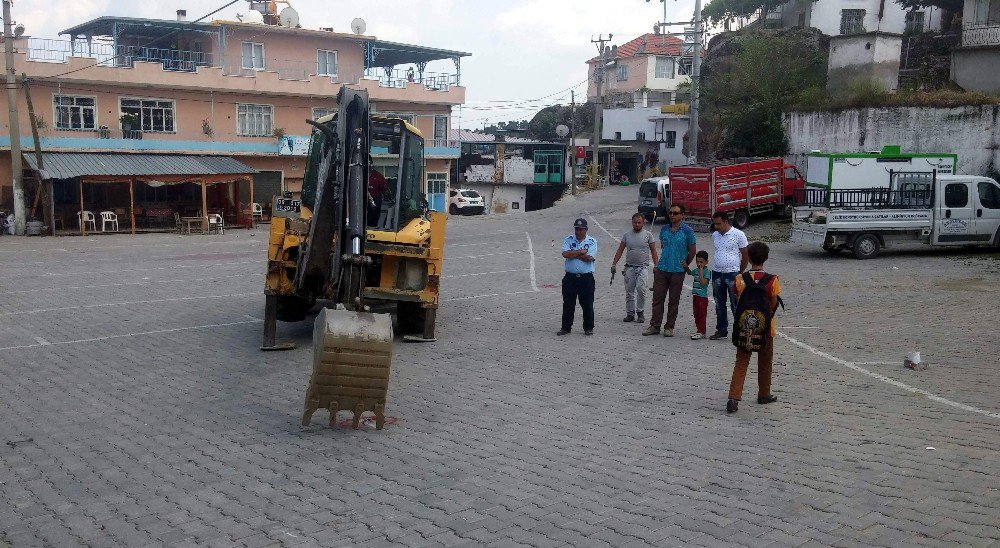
[[709, 211, 749, 340]]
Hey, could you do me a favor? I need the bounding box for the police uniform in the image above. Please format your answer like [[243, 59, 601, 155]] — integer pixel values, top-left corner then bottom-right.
[[560, 219, 598, 335]]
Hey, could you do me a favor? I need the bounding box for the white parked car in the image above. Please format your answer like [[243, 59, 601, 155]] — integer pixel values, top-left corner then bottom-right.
[[448, 189, 485, 215]]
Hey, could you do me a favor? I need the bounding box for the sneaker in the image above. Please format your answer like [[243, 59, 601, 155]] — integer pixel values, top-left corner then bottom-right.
[[726, 399, 739, 413], [636, 313, 645, 323], [584, 329, 594, 336], [662, 329, 674, 337], [623, 314, 635, 322], [557, 329, 571, 336], [690, 332, 704, 340], [757, 395, 778, 405], [709, 331, 727, 341], [642, 326, 660, 336]]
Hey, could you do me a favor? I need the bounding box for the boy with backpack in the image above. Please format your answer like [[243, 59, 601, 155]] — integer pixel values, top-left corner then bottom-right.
[[726, 241, 783, 414]]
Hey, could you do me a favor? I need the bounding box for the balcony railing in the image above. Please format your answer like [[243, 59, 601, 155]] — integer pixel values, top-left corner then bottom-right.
[[363, 67, 459, 91], [962, 23, 1000, 47], [24, 38, 362, 82]]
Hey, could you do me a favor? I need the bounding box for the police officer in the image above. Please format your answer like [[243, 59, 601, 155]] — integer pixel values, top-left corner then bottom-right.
[[558, 218, 598, 336]]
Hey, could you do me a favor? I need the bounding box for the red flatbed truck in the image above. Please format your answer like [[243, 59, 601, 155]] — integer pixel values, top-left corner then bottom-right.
[[668, 157, 804, 229]]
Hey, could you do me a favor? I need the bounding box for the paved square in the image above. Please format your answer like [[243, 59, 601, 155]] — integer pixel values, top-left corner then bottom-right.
[[1, 185, 998, 547]]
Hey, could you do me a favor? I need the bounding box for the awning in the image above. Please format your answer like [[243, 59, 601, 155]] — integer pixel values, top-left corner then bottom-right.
[[23, 152, 257, 180]]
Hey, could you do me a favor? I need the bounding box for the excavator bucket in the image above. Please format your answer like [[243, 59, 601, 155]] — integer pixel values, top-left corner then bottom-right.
[[302, 307, 393, 429]]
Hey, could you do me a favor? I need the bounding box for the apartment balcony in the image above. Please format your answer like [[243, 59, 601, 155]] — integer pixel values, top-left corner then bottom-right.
[[13, 38, 464, 104], [952, 23, 1000, 93]]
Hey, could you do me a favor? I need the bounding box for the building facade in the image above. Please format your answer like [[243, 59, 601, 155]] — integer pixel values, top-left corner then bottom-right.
[[586, 34, 690, 108], [600, 107, 689, 175], [769, 0, 943, 36], [0, 11, 468, 230], [952, 0, 1000, 92]]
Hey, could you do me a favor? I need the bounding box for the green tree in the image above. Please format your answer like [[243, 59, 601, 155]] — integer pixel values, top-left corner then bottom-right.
[[700, 34, 826, 157]]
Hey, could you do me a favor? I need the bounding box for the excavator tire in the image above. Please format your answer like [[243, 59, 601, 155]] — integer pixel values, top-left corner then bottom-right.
[[396, 301, 427, 335], [275, 295, 314, 322]]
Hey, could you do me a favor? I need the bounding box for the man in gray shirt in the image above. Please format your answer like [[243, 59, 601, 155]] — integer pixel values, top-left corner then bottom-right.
[[611, 212, 660, 323]]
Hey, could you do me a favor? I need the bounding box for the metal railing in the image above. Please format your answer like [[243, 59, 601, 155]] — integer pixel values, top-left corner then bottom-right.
[[793, 187, 934, 209], [363, 67, 458, 91], [25, 38, 363, 83], [962, 23, 1000, 47]]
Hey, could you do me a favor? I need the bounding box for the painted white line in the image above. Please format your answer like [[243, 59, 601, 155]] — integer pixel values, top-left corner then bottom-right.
[[444, 242, 493, 248], [448, 250, 526, 260], [585, 211, 618, 241], [23, 260, 259, 279], [854, 361, 900, 365], [442, 290, 538, 302], [525, 232, 540, 292], [32, 337, 51, 346], [0, 274, 255, 295], [0, 319, 263, 352], [778, 332, 1000, 420], [0, 238, 263, 254], [0, 293, 256, 317], [781, 326, 821, 329], [442, 269, 529, 279], [244, 314, 262, 321]]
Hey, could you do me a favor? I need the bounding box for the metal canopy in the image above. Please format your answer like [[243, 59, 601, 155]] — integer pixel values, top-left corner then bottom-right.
[[364, 39, 470, 69], [60, 16, 216, 38], [23, 152, 257, 180]]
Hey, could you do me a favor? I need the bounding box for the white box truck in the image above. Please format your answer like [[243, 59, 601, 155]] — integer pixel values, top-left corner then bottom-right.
[[806, 146, 957, 194], [792, 172, 1000, 259]]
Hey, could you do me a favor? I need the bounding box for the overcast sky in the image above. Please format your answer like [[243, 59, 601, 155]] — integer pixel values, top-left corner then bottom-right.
[[15, 0, 699, 128]]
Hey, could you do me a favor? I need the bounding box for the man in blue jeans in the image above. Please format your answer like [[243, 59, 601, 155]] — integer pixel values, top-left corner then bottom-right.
[[709, 211, 749, 340]]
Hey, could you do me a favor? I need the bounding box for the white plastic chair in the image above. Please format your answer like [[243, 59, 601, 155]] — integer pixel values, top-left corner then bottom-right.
[[78, 211, 96, 231], [208, 213, 224, 234], [252, 203, 264, 222], [100, 211, 119, 232]]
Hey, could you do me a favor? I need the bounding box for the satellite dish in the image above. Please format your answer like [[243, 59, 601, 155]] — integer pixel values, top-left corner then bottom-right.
[[279, 7, 300, 27], [14, 24, 25, 38], [555, 124, 570, 138], [243, 10, 265, 24], [351, 18, 367, 35]]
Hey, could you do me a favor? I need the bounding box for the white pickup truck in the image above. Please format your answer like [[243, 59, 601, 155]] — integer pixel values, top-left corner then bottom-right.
[[792, 174, 1000, 259]]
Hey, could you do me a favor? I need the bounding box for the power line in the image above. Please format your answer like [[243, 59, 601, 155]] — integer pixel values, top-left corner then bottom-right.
[[36, 0, 243, 80]]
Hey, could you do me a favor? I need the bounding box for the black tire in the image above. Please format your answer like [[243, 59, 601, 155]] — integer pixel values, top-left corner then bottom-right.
[[852, 234, 881, 260], [779, 201, 794, 219], [397, 302, 427, 335], [275, 295, 313, 322], [732, 209, 750, 229], [449, 204, 458, 215]]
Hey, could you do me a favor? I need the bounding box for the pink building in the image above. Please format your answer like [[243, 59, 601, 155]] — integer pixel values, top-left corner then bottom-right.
[[587, 34, 689, 108], [0, 10, 468, 233]]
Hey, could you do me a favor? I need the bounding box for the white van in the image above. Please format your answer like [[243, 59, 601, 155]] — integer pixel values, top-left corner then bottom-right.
[[637, 176, 670, 222]]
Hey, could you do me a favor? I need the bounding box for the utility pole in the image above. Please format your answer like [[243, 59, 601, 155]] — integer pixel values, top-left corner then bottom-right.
[[689, 0, 703, 163], [3, 0, 25, 234], [590, 34, 612, 187], [570, 90, 576, 196]]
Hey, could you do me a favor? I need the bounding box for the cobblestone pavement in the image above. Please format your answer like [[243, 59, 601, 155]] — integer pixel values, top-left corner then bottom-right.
[[0, 185, 998, 547]]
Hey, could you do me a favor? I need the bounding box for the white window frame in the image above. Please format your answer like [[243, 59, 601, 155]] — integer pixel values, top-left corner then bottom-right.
[[904, 10, 925, 33], [312, 107, 334, 120], [427, 172, 448, 195], [433, 115, 448, 146], [616, 64, 628, 81], [119, 96, 176, 133], [317, 49, 338, 77], [241, 41, 265, 71], [237, 103, 274, 137], [654, 56, 674, 79], [53, 95, 97, 131], [840, 9, 866, 34]]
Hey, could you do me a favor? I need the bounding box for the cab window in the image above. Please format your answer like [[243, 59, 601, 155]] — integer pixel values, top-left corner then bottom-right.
[[978, 182, 1000, 209], [944, 183, 968, 208], [399, 133, 425, 224]]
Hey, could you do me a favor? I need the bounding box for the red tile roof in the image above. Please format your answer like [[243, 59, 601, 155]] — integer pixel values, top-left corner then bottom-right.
[[588, 33, 684, 63]]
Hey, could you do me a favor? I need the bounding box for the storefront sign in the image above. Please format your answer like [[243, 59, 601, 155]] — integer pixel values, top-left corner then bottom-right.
[[278, 135, 311, 156]]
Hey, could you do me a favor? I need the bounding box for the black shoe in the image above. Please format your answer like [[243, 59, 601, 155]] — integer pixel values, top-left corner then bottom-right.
[[726, 399, 739, 413], [584, 329, 594, 335], [636, 313, 645, 323], [623, 315, 635, 322], [709, 331, 728, 341], [557, 329, 571, 336], [757, 395, 778, 405]]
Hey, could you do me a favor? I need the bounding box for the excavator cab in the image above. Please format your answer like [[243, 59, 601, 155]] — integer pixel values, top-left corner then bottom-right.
[[262, 87, 445, 351]]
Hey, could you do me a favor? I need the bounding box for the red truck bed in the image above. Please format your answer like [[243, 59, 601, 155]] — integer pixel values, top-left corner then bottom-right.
[[669, 157, 801, 228]]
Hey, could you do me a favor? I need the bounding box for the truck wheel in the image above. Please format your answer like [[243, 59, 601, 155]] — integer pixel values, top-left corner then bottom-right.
[[779, 201, 794, 219], [852, 234, 881, 260], [397, 302, 427, 335], [732, 209, 750, 229]]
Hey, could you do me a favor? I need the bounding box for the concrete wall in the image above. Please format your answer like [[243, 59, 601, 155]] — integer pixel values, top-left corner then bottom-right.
[[827, 33, 902, 92], [800, 0, 942, 36], [465, 157, 535, 184], [463, 183, 528, 214], [784, 105, 1000, 178], [952, 48, 1000, 93]]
